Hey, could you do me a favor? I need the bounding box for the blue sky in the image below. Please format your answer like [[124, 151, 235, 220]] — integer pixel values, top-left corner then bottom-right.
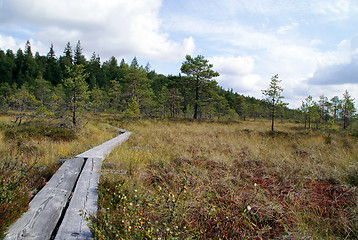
[[0, 0, 357, 108]]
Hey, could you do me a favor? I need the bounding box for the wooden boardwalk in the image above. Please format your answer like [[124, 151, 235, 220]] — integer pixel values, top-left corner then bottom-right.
[[4, 130, 132, 240]]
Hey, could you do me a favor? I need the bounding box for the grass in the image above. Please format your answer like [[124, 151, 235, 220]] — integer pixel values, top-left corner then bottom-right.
[[0, 114, 119, 238], [92, 119, 358, 239]]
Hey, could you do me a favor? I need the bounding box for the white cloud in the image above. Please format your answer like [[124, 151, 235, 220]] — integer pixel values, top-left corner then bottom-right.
[[208, 55, 262, 96], [0, 35, 18, 50], [310, 39, 323, 46], [312, 0, 351, 19], [209, 56, 255, 76], [167, 3, 357, 106], [0, 0, 194, 61], [276, 22, 299, 35]]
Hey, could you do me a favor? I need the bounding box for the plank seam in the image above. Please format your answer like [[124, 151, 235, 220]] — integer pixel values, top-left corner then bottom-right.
[[49, 157, 88, 240]]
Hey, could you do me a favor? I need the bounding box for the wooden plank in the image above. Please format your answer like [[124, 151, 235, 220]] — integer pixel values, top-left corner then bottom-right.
[[56, 132, 132, 239], [76, 131, 132, 160], [54, 158, 101, 240], [5, 130, 132, 240], [4, 158, 85, 240]]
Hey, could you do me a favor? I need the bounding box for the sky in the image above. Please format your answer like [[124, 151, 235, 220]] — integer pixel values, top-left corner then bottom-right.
[[0, 0, 357, 108]]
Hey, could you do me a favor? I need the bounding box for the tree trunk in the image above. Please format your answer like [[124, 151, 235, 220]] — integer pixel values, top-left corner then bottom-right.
[[73, 92, 77, 126], [304, 116, 307, 129], [271, 103, 275, 131], [194, 78, 199, 119]]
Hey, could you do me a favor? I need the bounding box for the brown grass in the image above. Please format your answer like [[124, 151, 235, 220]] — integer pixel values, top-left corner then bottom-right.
[[92, 119, 358, 239]]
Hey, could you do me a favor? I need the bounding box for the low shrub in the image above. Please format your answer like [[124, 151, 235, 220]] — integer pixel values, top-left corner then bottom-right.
[[4, 123, 77, 141]]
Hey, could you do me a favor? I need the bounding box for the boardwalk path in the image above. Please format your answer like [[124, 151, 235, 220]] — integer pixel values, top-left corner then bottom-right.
[[5, 129, 132, 240]]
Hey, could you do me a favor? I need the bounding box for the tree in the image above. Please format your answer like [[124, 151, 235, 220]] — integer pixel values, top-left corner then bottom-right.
[[0, 82, 14, 111], [155, 85, 171, 118], [63, 65, 89, 126], [74, 40, 86, 66], [123, 97, 141, 120], [123, 58, 153, 116], [0, 49, 16, 85], [87, 52, 104, 88], [180, 55, 219, 119], [330, 96, 341, 120], [8, 84, 38, 125], [23, 41, 38, 84], [102, 56, 121, 89], [90, 85, 108, 113], [262, 74, 285, 131], [318, 95, 331, 123], [340, 90, 356, 129], [45, 44, 62, 85], [32, 75, 52, 106], [235, 95, 248, 120], [59, 42, 73, 79], [108, 79, 122, 112], [301, 95, 313, 129]]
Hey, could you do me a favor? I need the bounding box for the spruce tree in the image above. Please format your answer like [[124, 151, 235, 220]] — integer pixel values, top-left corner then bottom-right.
[[59, 42, 73, 79], [74, 40, 86, 66], [45, 44, 62, 85]]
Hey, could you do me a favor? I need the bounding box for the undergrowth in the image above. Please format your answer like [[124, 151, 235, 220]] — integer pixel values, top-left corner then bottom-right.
[[92, 119, 358, 239]]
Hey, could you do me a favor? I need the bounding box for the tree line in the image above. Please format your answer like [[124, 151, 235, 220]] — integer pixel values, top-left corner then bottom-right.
[[0, 40, 356, 130]]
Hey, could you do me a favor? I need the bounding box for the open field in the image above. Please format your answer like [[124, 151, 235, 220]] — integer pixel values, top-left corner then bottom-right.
[[0, 114, 119, 238], [93, 119, 358, 239]]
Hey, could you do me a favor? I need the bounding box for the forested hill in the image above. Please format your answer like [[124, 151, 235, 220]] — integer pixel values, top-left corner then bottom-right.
[[0, 40, 300, 122]]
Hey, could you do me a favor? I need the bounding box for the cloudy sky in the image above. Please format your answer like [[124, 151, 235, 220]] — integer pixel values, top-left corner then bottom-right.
[[0, 0, 357, 108]]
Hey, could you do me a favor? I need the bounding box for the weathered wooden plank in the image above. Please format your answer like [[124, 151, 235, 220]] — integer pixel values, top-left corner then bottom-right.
[[4, 158, 85, 240], [5, 130, 132, 240], [76, 131, 132, 160], [55, 132, 132, 239], [54, 157, 101, 240]]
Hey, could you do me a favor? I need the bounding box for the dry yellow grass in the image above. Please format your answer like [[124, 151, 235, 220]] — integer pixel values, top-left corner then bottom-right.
[[0, 115, 119, 166], [96, 119, 357, 239]]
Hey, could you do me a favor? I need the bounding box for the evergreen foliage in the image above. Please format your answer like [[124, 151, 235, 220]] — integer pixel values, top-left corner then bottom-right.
[[0, 41, 356, 128], [262, 74, 286, 131]]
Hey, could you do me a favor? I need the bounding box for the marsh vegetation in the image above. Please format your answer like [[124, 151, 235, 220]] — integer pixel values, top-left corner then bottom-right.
[[91, 119, 358, 239]]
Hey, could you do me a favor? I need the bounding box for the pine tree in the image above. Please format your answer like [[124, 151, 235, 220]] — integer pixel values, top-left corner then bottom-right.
[[123, 58, 153, 116], [318, 95, 331, 123], [63, 64, 89, 126], [330, 96, 340, 120], [262, 74, 285, 131], [9, 84, 38, 125], [180, 55, 219, 119], [108, 79, 122, 112], [102, 56, 121, 89], [90, 85, 108, 113], [340, 90, 356, 129]]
